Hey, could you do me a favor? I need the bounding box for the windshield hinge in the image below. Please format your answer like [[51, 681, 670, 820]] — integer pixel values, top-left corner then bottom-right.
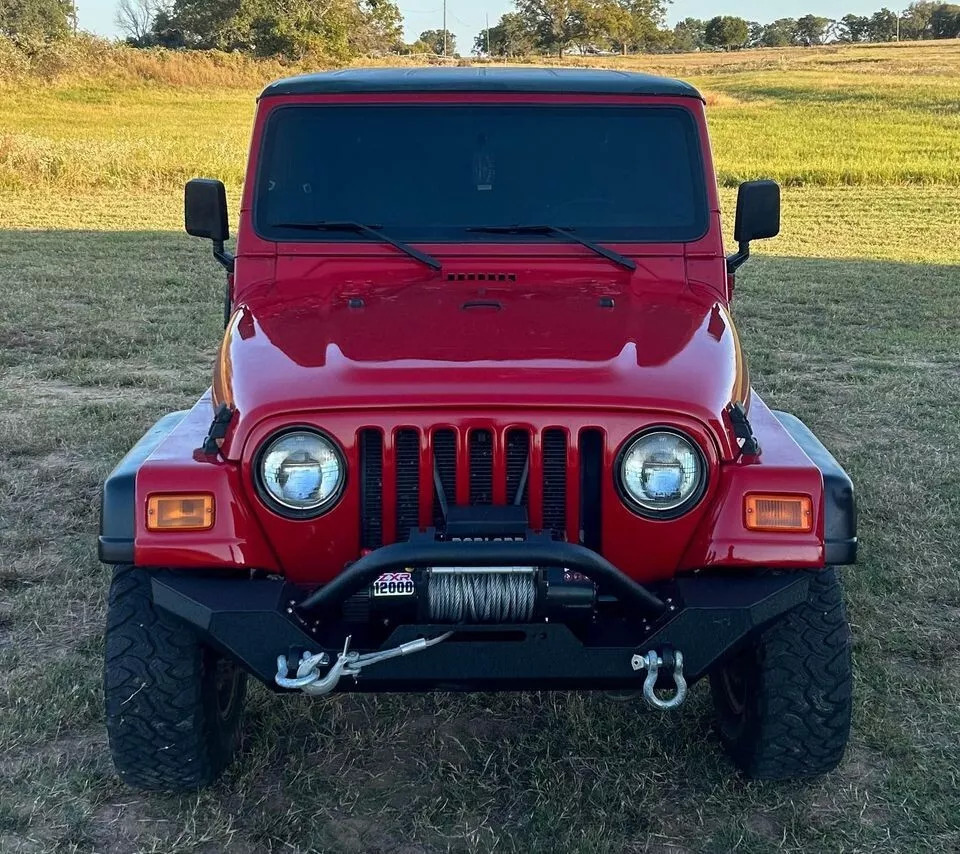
[[727, 402, 761, 457], [201, 403, 234, 455]]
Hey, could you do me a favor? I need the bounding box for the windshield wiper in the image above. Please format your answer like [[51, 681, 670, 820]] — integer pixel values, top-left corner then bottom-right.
[[467, 225, 636, 271], [269, 220, 442, 271]]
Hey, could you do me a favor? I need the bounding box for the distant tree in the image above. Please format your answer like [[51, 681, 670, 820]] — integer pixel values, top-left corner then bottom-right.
[[930, 2, 960, 36], [867, 7, 898, 40], [837, 13, 869, 41], [417, 27, 455, 54], [794, 13, 831, 44], [0, 0, 74, 39], [747, 20, 764, 46], [589, 0, 666, 54], [671, 16, 705, 51], [354, 0, 403, 53], [704, 15, 749, 49], [899, 0, 935, 37], [759, 17, 797, 45], [234, 0, 402, 59], [514, 0, 590, 58], [115, 0, 164, 44], [240, 0, 338, 58], [157, 0, 240, 49], [474, 12, 534, 56], [148, 5, 185, 45]]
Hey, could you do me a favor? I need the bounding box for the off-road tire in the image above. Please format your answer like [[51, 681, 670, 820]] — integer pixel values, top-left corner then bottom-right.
[[710, 568, 852, 780], [104, 566, 247, 790]]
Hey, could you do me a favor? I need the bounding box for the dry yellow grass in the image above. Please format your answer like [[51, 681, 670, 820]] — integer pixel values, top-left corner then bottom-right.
[[2, 37, 958, 195]]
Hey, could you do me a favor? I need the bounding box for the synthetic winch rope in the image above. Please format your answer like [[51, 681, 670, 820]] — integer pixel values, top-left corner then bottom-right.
[[428, 570, 536, 622]]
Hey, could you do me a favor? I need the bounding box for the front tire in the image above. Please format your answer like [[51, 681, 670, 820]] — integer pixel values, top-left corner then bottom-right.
[[104, 566, 246, 790], [710, 568, 852, 780]]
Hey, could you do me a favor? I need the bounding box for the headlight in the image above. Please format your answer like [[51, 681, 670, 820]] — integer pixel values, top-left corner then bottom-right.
[[256, 429, 345, 517], [617, 429, 706, 518]]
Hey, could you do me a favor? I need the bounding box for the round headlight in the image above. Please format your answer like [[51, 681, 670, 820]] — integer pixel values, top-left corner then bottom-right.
[[256, 429, 345, 517], [618, 429, 706, 517]]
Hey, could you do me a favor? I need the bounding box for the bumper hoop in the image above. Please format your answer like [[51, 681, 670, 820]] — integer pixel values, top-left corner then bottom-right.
[[275, 631, 454, 696], [296, 530, 668, 616], [631, 649, 688, 711]]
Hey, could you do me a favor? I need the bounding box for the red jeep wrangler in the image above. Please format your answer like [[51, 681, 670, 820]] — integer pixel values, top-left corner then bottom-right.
[[100, 68, 856, 790]]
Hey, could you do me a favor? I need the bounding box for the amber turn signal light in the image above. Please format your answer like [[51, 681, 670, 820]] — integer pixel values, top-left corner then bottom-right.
[[744, 494, 813, 533], [147, 494, 214, 531]]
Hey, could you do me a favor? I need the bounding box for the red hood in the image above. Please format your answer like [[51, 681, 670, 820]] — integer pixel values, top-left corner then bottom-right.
[[215, 265, 747, 459]]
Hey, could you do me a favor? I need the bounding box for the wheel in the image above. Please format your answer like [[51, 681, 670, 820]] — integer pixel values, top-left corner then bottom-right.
[[710, 568, 852, 780], [104, 566, 247, 790]]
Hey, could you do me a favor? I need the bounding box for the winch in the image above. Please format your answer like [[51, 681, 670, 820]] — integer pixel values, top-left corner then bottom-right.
[[341, 565, 598, 625], [339, 505, 608, 625]]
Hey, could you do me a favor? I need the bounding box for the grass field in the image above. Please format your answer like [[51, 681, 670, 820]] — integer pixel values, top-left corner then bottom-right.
[[1, 38, 960, 853]]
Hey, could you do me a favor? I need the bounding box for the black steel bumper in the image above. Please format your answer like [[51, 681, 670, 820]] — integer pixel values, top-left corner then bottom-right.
[[151, 568, 814, 693]]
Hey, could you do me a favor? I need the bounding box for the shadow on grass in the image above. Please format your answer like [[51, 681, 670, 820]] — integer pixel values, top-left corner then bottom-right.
[[1, 230, 959, 852], [711, 80, 960, 113]]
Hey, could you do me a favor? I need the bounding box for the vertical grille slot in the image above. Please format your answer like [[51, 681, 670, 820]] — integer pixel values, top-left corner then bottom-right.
[[432, 428, 457, 527], [506, 429, 530, 506], [579, 429, 603, 550], [359, 429, 383, 549], [542, 428, 567, 537], [469, 429, 493, 505], [395, 429, 420, 541]]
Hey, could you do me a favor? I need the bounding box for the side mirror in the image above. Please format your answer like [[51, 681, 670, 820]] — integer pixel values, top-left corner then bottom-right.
[[185, 178, 229, 242], [727, 180, 780, 274], [185, 178, 234, 280]]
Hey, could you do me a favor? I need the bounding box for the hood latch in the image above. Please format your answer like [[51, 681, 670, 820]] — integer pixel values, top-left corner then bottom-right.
[[201, 403, 235, 456], [727, 402, 761, 457]]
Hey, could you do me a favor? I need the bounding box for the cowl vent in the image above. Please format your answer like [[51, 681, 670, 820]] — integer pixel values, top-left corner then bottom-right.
[[446, 272, 517, 282]]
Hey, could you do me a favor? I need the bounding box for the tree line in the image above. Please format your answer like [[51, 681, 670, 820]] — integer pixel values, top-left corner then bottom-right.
[[477, 0, 960, 56], [2, 0, 959, 60], [112, 0, 405, 59], [668, 2, 960, 51]]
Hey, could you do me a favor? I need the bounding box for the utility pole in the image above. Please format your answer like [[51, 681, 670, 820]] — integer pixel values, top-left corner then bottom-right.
[[895, 13, 900, 41], [443, 0, 448, 56], [486, 12, 490, 55]]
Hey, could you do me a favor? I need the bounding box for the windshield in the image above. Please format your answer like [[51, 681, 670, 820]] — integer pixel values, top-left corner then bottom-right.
[[254, 103, 709, 244]]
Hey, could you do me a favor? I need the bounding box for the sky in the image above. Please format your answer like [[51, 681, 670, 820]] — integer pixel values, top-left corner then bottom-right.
[[77, 0, 890, 52]]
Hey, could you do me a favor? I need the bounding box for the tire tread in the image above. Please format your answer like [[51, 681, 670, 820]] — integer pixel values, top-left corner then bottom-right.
[[712, 568, 853, 780], [104, 566, 244, 790]]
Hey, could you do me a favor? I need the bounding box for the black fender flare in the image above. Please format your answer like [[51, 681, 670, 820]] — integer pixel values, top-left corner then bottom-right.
[[99, 411, 188, 564], [772, 410, 857, 565]]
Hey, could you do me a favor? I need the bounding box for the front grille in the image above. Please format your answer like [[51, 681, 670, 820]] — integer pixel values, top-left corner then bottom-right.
[[360, 425, 595, 547], [542, 429, 567, 534], [359, 429, 383, 549], [469, 430, 493, 505], [432, 429, 456, 527], [505, 429, 529, 506], [395, 429, 420, 541]]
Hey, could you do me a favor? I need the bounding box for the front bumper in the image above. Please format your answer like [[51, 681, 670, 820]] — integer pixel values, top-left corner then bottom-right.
[[151, 567, 814, 692]]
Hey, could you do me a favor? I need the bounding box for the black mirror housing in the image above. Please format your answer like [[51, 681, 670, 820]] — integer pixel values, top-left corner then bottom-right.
[[185, 178, 229, 243], [734, 180, 780, 244], [727, 180, 780, 275]]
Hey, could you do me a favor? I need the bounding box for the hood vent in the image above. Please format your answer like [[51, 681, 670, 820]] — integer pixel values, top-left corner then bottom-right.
[[446, 272, 517, 282]]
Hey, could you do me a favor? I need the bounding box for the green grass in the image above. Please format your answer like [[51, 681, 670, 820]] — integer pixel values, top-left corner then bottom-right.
[[1, 38, 959, 854]]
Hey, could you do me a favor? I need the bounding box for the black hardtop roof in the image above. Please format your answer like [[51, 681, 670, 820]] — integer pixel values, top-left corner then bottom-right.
[[260, 67, 703, 101]]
